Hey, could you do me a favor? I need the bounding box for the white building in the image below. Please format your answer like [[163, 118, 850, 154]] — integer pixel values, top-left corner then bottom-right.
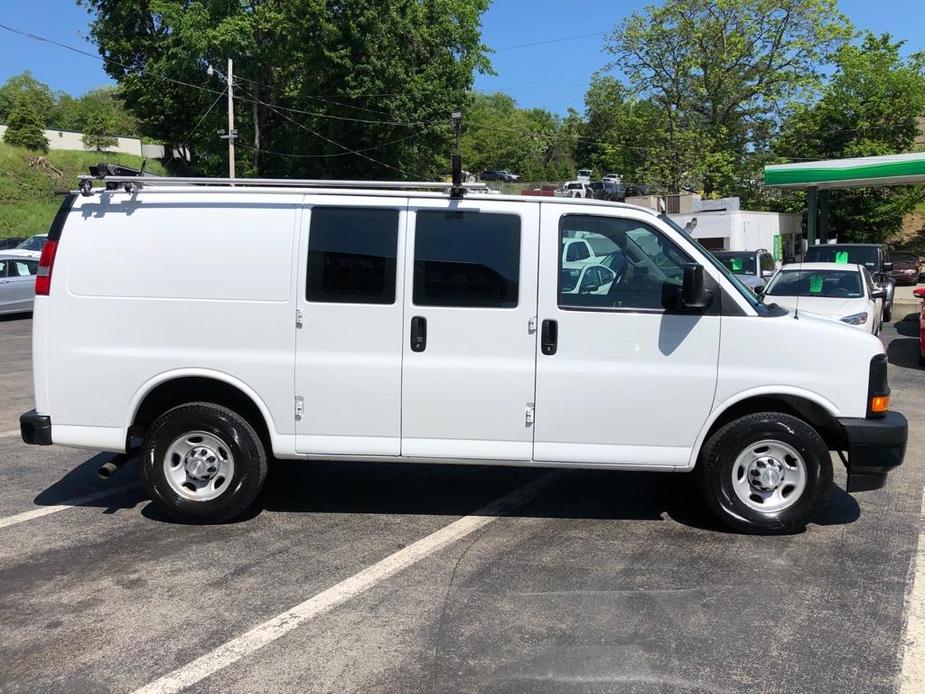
[[0, 125, 168, 159], [670, 208, 801, 262]]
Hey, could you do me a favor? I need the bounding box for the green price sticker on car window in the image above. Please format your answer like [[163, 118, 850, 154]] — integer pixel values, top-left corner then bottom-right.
[[731, 258, 743, 271], [835, 251, 849, 264], [809, 275, 824, 293]]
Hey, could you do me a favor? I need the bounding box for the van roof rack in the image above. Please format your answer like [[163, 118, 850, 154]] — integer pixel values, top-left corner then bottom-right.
[[76, 174, 490, 196]]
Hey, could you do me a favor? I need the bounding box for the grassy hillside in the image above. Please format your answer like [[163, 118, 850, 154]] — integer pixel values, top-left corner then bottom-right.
[[0, 142, 166, 238]]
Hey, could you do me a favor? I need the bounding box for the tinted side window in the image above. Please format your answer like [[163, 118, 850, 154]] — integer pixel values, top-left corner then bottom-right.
[[306, 207, 399, 304], [414, 211, 520, 308], [0, 261, 7, 278], [559, 215, 690, 310]]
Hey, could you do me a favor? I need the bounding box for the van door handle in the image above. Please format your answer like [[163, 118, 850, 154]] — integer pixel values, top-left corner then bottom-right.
[[541, 319, 558, 355], [410, 316, 427, 352]]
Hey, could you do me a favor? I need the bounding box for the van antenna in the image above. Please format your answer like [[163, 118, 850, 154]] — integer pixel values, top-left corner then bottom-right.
[[450, 109, 463, 199]]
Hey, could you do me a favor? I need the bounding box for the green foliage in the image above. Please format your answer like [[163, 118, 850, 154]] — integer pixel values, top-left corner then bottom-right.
[[3, 98, 49, 153], [0, 141, 165, 237], [53, 86, 139, 136], [0, 71, 55, 124], [1, 73, 140, 137], [462, 92, 576, 181], [601, 0, 852, 196], [79, 0, 492, 178], [81, 111, 119, 151], [776, 33, 925, 241]]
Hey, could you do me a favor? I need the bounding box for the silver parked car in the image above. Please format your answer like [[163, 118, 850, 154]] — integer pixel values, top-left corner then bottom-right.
[[0, 254, 38, 314]]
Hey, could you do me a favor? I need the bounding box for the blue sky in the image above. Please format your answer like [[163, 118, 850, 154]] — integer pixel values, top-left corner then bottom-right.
[[1, 0, 923, 115]]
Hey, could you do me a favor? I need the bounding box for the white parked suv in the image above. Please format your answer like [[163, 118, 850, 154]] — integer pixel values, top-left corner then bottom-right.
[[20, 176, 907, 533]]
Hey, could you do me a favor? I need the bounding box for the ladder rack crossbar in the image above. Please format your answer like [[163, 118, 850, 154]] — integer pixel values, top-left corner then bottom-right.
[[77, 175, 489, 193]]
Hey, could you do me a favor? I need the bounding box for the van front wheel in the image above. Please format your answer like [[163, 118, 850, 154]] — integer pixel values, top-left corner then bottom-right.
[[696, 412, 832, 534], [141, 402, 267, 523]]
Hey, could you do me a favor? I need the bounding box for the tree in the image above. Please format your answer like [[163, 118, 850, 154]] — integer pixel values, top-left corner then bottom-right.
[[82, 112, 119, 151], [79, 0, 492, 179], [3, 97, 49, 152], [776, 33, 925, 241], [603, 0, 852, 196], [0, 72, 55, 124], [53, 86, 138, 136]]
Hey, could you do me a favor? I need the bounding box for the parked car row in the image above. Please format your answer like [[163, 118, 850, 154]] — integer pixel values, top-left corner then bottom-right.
[[0, 254, 38, 315], [479, 169, 521, 182]]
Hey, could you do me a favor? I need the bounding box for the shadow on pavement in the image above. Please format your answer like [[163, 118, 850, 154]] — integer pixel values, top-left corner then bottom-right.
[[32, 452, 142, 512], [34, 452, 860, 534], [887, 335, 921, 369]]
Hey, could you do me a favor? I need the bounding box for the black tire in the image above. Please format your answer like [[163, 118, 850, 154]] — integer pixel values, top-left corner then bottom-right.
[[141, 402, 267, 523], [695, 412, 832, 534], [918, 353, 925, 368]]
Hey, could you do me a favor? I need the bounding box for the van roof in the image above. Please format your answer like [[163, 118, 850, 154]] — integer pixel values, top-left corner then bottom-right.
[[74, 175, 662, 217]]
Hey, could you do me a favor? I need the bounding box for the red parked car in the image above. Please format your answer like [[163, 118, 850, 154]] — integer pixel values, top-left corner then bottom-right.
[[914, 286, 925, 366], [890, 253, 920, 286]]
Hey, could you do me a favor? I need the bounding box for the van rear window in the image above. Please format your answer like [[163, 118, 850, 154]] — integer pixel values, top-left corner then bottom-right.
[[306, 207, 399, 304]]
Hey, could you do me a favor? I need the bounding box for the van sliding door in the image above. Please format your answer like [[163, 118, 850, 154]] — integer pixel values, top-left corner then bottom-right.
[[400, 199, 539, 460]]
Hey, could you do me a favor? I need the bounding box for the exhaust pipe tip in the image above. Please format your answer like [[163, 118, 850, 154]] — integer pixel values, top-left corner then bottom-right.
[[98, 453, 129, 480], [98, 461, 119, 480]]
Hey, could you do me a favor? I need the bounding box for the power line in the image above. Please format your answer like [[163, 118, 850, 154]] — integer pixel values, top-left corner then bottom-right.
[[236, 130, 429, 159], [235, 83, 416, 176], [0, 23, 436, 128], [493, 32, 607, 52], [181, 87, 227, 150]]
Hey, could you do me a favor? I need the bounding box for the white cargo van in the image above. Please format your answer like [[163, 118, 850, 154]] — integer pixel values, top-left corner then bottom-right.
[[20, 176, 907, 533]]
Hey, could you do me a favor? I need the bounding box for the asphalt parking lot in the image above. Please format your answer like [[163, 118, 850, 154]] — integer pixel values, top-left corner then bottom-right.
[[1, 312, 924, 694]]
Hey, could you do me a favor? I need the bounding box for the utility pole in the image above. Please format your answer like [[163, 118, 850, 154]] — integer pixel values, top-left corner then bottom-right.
[[226, 58, 235, 178]]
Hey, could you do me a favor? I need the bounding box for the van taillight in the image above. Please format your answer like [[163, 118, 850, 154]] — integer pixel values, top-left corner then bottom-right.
[[35, 240, 58, 296]]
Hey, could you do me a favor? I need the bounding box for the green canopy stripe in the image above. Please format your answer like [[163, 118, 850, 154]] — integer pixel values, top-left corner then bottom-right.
[[765, 157, 925, 186]]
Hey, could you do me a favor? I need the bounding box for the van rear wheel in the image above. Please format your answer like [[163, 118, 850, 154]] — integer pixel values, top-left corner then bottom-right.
[[696, 412, 832, 534], [141, 402, 267, 523]]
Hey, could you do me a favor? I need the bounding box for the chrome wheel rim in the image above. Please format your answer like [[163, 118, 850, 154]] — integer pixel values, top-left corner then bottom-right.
[[731, 439, 807, 513], [163, 431, 235, 502]]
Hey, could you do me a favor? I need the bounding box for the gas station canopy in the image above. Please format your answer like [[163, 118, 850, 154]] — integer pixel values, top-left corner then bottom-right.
[[764, 152, 925, 190], [764, 152, 925, 244]]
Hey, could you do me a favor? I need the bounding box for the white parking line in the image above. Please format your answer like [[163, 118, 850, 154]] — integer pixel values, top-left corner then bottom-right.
[[132, 472, 560, 694], [0, 429, 20, 438], [0, 482, 141, 530], [901, 486, 925, 693]]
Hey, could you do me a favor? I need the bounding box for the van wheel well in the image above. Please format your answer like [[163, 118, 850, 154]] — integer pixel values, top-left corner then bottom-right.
[[130, 377, 272, 452], [702, 395, 844, 455]]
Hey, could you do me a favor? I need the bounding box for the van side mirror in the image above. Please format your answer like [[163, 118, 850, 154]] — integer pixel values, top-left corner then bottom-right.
[[681, 263, 712, 310], [882, 262, 894, 272], [871, 287, 886, 300], [754, 285, 765, 297]]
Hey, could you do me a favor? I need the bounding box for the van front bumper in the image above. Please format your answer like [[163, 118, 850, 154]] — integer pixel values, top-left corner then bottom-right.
[[838, 411, 907, 492], [20, 409, 52, 446]]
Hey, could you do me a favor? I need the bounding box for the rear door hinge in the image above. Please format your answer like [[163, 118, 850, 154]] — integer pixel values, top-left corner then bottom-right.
[[525, 403, 535, 426], [296, 309, 304, 329], [295, 396, 304, 421]]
